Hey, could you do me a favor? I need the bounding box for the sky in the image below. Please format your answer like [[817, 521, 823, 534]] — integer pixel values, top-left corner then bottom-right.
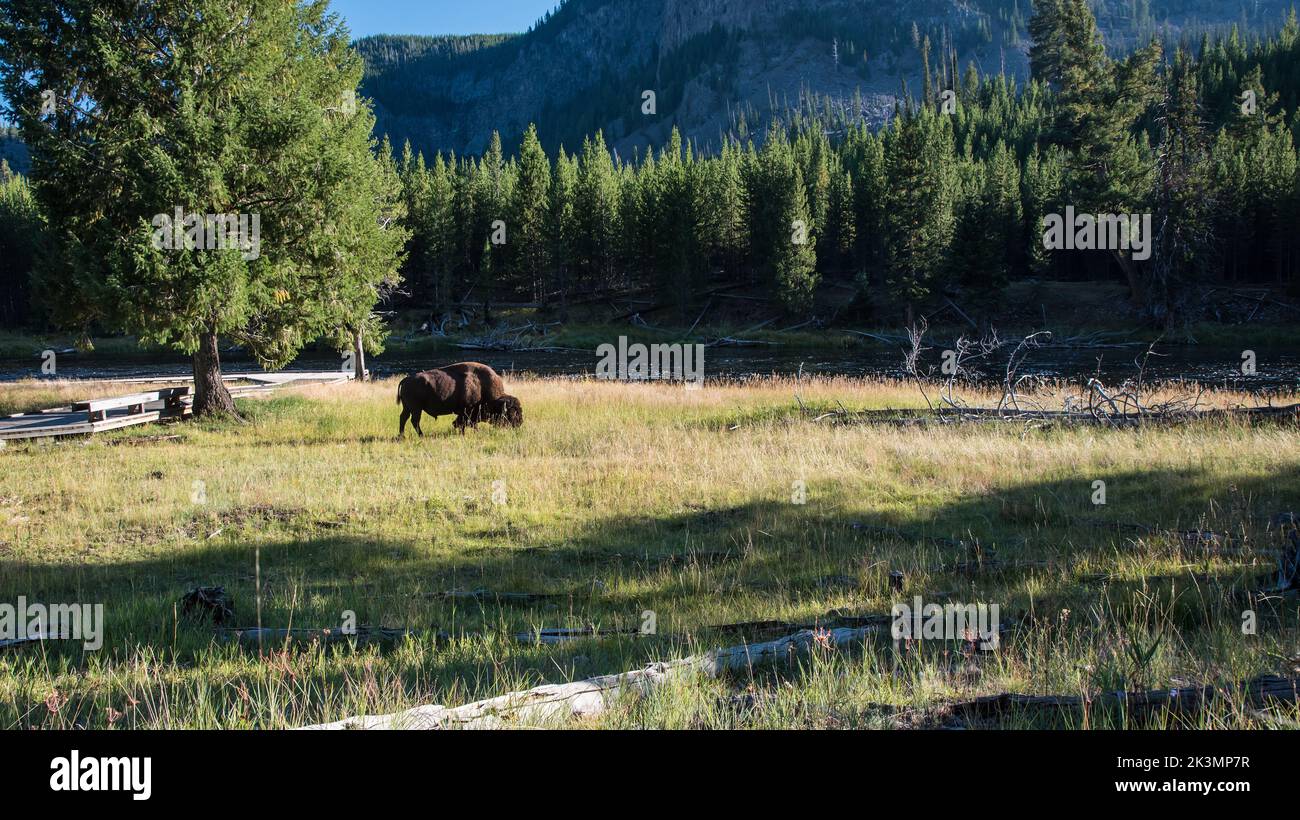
[[328, 0, 561, 38], [0, 2, 559, 120]]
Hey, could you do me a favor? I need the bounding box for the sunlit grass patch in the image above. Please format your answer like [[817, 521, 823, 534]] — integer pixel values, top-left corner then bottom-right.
[[1, 375, 1297, 728]]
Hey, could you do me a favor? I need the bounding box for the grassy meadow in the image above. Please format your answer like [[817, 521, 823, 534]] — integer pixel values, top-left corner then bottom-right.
[[1, 374, 1298, 729]]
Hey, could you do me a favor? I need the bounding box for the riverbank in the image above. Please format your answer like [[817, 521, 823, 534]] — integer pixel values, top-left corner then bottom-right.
[[1, 375, 1297, 729], [5, 292, 1299, 368], [6, 320, 1300, 362]]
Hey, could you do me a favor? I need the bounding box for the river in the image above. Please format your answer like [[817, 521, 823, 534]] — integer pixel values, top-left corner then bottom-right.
[[1, 340, 1297, 392]]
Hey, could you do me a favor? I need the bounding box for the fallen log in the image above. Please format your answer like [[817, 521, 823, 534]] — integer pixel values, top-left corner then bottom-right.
[[515, 627, 644, 645], [1088, 519, 1237, 546], [302, 611, 1025, 730], [301, 625, 888, 730], [944, 675, 1300, 725], [436, 589, 579, 606], [221, 626, 421, 648], [849, 522, 1021, 552], [0, 628, 72, 650], [952, 559, 1056, 575], [811, 403, 1300, 428]]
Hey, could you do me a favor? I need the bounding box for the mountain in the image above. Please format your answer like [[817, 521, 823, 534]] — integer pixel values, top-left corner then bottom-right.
[[356, 0, 1298, 159], [0, 127, 28, 175]]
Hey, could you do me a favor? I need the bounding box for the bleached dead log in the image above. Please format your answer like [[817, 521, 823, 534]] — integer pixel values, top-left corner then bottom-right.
[[302, 625, 886, 730], [808, 403, 1300, 428]]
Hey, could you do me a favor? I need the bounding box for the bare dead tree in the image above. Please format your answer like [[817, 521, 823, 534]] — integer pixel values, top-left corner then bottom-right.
[[997, 331, 1052, 414], [903, 318, 936, 411]]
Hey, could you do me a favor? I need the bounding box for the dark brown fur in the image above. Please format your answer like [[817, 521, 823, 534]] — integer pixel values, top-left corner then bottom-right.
[[397, 362, 520, 436], [475, 394, 524, 428]]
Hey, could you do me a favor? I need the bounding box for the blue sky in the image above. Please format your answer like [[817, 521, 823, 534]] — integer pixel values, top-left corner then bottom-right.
[[328, 0, 561, 38], [0, 2, 559, 120]]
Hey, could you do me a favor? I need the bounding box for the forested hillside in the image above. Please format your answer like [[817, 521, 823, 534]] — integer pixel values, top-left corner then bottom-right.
[[356, 0, 1296, 159], [3, 1, 1299, 334], [0, 125, 26, 174], [387, 3, 1300, 330]]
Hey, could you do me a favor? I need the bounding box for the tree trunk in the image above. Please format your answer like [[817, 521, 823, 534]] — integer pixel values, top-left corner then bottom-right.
[[191, 329, 237, 417], [1112, 249, 1145, 307], [352, 329, 367, 382]]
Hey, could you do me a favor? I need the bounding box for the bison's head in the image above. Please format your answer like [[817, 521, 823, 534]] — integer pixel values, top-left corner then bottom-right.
[[486, 395, 524, 428]]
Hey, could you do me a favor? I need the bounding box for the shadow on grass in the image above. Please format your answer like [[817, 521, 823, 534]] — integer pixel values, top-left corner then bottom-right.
[[2, 462, 1296, 727]]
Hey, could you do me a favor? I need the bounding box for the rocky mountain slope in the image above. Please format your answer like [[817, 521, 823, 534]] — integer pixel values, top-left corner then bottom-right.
[[356, 0, 1295, 158]]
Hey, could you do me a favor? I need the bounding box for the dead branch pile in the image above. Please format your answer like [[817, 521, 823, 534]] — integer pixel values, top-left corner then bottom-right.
[[807, 323, 1298, 428], [453, 321, 581, 353], [180, 587, 235, 625]]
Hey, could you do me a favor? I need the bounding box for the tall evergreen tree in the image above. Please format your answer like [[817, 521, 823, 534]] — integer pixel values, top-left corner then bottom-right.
[[475, 131, 514, 305], [744, 128, 818, 313], [1149, 51, 1215, 324], [546, 147, 578, 318], [574, 131, 621, 293], [511, 124, 552, 303], [0, 163, 42, 327], [882, 108, 955, 322], [425, 152, 457, 310], [0, 0, 406, 414]]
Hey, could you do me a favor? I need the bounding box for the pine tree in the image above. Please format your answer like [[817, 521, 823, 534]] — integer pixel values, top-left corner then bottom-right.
[[952, 141, 1022, 321], [426, 153, 457, 310], [845, 127, 887, 300], [714, 140, 748, 277], [622, 149, 657, 293], [0, 0, 406, 414], [0, 166, 42, 327], [511, 124, 552, 303], [326, 135, 410, 378], [654, 129, 698, 316], [774, 163, 819, 313], [824, 161, 856, 275], [451, 153, 481, 302], [475, 131, 514, 304], [1149, 52, 1215, 325], [882, 108, 955, 322], [1028, 0, 1067, 87], [575, 131, 621, 293], [1022, 144, 1068, 277], [398, 144, 435, 305], [741, 128, 819, 313], [546, 146, 578, 318]]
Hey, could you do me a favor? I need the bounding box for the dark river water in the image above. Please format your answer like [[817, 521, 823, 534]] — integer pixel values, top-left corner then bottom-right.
[[2, 340, 1297, 392]]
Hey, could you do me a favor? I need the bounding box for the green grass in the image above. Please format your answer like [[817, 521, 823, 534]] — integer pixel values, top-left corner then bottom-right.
[[0, 330, 165, 360], [1, 375, 1298, 729]]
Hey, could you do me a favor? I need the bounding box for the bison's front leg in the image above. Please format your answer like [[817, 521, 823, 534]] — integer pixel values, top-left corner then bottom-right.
[[453, 413, 469, 435]]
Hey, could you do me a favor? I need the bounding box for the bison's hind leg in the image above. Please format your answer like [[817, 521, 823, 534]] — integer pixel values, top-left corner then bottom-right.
[[410, 409, 425, 437], [399, 409, 411, 438]]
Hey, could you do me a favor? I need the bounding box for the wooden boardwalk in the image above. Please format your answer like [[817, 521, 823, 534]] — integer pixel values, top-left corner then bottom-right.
[[0, 371, 353, 441]]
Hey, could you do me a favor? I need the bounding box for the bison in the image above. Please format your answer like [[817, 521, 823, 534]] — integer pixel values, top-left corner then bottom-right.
[[396, 362, 523, 437]]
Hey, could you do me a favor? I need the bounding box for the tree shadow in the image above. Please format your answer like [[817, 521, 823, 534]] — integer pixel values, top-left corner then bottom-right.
[[2, 460, 1296, 727]]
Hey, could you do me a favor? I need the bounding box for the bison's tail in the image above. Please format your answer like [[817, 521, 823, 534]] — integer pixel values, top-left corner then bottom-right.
[[396, 379, 404, 406]]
